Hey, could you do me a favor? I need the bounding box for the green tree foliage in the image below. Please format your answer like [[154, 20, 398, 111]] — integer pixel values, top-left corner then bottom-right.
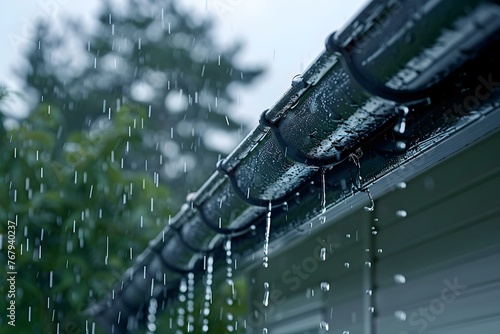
[[16, 0, 262, 206], [1, 0, 260, 332], [0, 103, 173, 333]]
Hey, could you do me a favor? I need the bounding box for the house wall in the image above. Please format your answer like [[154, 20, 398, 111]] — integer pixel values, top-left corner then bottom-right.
[[246, 129, 500, 334]]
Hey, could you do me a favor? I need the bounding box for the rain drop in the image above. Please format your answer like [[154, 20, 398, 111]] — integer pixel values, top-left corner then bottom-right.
[[396, 210, 407, 218], [319, 321, 329, 331], [263, 282, 270, 307], [394, 274, 406, 284], [320, 282, 330, 292], [395, 310, 407, 321], [320, 247, 327, 261], [397, 181, 407, 189], [396, 141, 407, 151]]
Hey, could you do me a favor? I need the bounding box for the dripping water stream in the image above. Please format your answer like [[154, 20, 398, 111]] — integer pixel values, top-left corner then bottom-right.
[[201, 256, 213, 333], [262, 202, 272, 334], [319, 169, 327, 224], [225, 239, 236, 332]]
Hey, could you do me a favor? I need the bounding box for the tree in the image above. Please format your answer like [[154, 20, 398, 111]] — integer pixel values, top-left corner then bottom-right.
[[14, 0, 262, 207], [1, 0, 261, 332], [0, 102, 174, 333]]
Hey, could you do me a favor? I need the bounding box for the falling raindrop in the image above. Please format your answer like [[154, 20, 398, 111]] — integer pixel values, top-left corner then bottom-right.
[[344, 262, 350, 269], [263, 328, 268, 334], [394, 106, 409, 134], [320, 282, 330, 292], [319, 321, 329, 331], [320, 247, 327, 261], [263, 282, 270, 307], [396, 140, 407, 151], [394, 274, 406, 284], [395, 310, 407, 321], [263, 202, 272, 268], [396, 210, 407, 218], [397, 181, 407, 189]]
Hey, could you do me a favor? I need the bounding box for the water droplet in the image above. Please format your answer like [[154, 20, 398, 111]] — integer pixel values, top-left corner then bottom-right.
[[319, 321, 329, 331], [263, 282, 270, 307], [394, 310, 407, 321], [394, 274, 406, 284], [320, 168, 327, 212], [396, 141, 407, 151], [344, 262, 350, 269], [263, 202, 272, 268], [320, 282, 330, 292], [396, 210, 407, 218], [291, 74, 302, 87], [397, 181, 407, 189], [320, 247, 327, 261], [394, 106, 409, 134], [363, 188, 375, 211]]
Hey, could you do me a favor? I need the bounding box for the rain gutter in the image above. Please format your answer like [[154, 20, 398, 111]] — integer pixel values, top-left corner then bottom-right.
[[86, 0, 500, 332]]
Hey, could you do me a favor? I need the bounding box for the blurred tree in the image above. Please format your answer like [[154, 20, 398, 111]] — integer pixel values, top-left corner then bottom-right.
[[13, 0, 262, 207], [0, 103, 174, 333], [0, 0, 260, 332], [0, 100, 248, 334]]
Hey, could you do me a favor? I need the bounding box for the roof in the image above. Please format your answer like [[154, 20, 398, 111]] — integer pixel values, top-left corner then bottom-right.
[[86, 0, 500, 332]]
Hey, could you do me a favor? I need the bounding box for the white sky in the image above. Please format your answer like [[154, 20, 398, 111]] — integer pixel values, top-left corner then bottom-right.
[[0, 0, 369, 125]]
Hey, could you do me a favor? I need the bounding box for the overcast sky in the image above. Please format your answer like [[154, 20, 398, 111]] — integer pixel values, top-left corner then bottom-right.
[[0, 0, 369, 125]]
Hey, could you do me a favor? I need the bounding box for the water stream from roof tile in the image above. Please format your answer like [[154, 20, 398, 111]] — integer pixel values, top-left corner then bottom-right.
[[263, 201, 272, 268], [262, 202, 272, 334], [145, 298, 158, 334], [201, 256, 213, 333], [177, 278, 187, 331], [225, 238, 236, 332], [186, 272, 195, 332], [319, 169, 327, 224], [349, 148, 375, 212]]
